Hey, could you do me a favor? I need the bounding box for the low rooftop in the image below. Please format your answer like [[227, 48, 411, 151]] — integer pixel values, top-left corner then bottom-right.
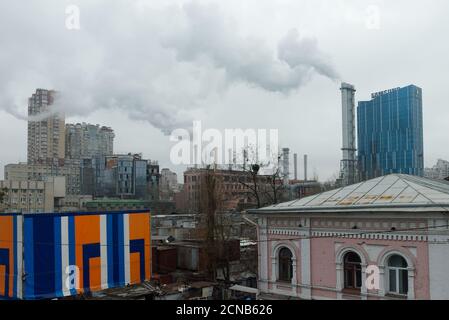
[[252, 174, 449, 214]]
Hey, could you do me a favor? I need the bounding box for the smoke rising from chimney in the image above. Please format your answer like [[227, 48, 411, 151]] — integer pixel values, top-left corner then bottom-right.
[[0, 1, 339, 135]]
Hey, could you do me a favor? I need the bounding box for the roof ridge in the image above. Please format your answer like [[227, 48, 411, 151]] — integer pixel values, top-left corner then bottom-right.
[[390, 180, 420, 203], [402, 178, 435, 204], [401, 174, 449, 196], [398, 174, 449, 213]]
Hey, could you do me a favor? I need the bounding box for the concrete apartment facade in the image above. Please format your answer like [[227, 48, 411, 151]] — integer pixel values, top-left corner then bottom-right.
[[5, 161, 81, 195], [160, 168, 181, 200], [27, 89, 65, 165], [425, 159, 449, 180], [65, 122, 115, 159], [0, 176, 66, 213]]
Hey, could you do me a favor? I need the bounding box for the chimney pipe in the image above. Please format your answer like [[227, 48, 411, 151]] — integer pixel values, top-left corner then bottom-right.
[[282, 148, 290, 185], [340, 82, 357, 186], [304, 154, 308, 182], [294, 153, 298, 181]]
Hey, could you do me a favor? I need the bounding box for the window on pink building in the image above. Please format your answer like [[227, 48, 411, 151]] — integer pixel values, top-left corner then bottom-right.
[[279, 248, 293, 282], [344, 252, 362, 291], [388, 255, 408, 296]]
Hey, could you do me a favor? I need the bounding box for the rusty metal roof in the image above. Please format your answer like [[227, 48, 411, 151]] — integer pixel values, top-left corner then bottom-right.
[[254, 174, 449, 213]]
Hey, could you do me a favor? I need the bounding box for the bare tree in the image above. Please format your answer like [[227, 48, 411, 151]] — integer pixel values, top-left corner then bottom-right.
[[199, 165, 219, 281], [236, 163, 262, 208], [197, 166, 236, 287], [262, 163, 285, 205], [214, 213, 232, 284], [236, 148, 286, 208]]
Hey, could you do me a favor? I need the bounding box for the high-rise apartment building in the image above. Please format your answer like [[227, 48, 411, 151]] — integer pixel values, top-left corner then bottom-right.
[[147, 161, 161, 201], [65, 123, 114, 159], [425, 159, 449, 180], [160, 168, 179, 200], [357, 85, 424, 180], [27, 89, 65, 165]]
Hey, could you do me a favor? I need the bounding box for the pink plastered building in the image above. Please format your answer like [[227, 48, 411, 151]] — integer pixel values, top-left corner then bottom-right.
[[250, 174, 449, 300]]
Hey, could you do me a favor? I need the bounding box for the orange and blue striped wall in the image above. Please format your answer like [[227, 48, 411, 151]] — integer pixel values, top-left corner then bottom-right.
[[22, 210, 151, 300], [0, 213, 22, 300]]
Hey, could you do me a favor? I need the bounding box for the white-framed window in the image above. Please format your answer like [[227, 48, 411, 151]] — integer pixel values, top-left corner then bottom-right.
[[387, 255, 408, 296]]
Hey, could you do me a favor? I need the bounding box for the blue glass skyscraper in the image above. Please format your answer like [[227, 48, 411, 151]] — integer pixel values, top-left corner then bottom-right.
[[357, 85, 424, 180]]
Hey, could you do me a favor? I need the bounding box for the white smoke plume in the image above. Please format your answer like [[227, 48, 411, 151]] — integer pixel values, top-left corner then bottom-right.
[[162, 2, 340, 94], [0, 1, 339, 134], [278, 29, 340, 82]]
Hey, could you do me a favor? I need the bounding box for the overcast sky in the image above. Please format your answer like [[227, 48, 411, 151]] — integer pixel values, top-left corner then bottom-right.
[[1, 0, 448, 181]]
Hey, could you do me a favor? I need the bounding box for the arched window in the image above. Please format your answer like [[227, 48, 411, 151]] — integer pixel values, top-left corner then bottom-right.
[[387, 255, 408, 295], [278, 247, 293, 282], [344, 252, 362, 290]]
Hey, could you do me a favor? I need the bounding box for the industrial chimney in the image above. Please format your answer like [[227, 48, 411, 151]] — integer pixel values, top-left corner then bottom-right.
[[304, 154, 308, 182], [294, 153, 298, 181], [282, 148, 290, 185], [339, 83, 357, 186]]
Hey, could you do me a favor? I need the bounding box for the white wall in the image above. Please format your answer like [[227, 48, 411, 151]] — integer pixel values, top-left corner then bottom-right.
[[428, 234, 449, 299]]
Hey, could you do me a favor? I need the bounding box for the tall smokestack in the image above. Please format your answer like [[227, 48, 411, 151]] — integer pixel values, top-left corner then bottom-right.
[[294, 153, 298, 180], [304, 154, 308, 182], [282, 148, 290, 185], [340, 82, 357, 186]]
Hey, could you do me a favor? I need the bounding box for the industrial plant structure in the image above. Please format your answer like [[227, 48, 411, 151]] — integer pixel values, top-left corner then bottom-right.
[[282, 148, 290, 185], [339, 83, 358, 187]]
